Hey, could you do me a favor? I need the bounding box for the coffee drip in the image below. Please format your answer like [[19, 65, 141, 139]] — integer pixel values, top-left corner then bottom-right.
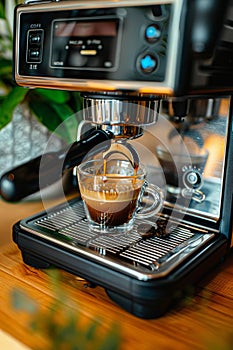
[[101, 140, 140, 178]]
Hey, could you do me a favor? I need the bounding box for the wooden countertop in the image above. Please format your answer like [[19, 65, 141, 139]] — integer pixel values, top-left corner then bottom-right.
[[0, 243, 233, 350], [0, 194, 66, 246], [0, 200, 233, 350]]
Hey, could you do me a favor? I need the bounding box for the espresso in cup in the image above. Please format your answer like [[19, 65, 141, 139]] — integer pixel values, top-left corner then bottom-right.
[[77, 159, 164, 234], [79, 177, 142, 227]]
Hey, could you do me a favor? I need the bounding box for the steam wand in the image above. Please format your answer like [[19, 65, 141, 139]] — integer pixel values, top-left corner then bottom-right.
[[0, 128, 114, 202]]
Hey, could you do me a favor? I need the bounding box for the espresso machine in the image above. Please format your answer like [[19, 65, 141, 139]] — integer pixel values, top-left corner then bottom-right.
[[1, 0, 233, 318]]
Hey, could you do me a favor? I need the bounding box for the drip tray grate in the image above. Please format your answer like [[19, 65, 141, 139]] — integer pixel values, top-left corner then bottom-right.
[[26, 199, 214, 277]]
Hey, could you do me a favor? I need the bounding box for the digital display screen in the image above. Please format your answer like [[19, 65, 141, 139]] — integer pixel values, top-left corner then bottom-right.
[[51, 18, 121, 70], [54, 20, 118, 37]]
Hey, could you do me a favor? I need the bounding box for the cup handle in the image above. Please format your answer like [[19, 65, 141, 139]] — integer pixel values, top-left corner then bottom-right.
[[136, 181, 164, 219]]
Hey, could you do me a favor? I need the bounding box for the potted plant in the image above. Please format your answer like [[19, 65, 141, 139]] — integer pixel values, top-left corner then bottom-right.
[[0, 0, 83, 176]]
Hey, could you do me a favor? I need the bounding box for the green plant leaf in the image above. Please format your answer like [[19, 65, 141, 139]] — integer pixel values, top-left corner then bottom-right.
[[50, 102, 74, 121], [0, 58, 13, 78], [69, 92, 83, 112], [96, 324, 121, 350], [49, 102, 80, 143], [0, 3, 5, 19], [29, 97, 79, 143], [11, 288, 38, 314], [35, 89, 71, 104], [0, 57, 12, 69], [0, 86, 28, 128], [28, 98, 65, 131]]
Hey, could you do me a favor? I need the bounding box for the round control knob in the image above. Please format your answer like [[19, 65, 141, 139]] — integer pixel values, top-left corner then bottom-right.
[[145, 24, 161, 42], [183, 169, 203, 190], [139, 53, 158, 73]]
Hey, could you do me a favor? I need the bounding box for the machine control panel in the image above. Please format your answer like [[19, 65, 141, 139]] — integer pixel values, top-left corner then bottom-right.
[[14, 2, 173, 90], [13, 0, 233, 95]]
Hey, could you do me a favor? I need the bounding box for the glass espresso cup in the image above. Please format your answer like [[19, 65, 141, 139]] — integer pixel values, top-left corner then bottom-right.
[[77, 159, 164, 234]]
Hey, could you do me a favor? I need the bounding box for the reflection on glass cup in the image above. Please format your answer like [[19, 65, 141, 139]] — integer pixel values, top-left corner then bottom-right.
[[77, 159, 164, 234], [156, 145, 209, 198]]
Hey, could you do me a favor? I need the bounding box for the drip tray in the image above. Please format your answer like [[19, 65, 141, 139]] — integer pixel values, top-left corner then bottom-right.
[[19, 197, 215, 281]]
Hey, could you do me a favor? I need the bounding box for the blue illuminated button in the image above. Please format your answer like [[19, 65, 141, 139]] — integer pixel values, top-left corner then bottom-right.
[[140, 54, 157, 73], [145, 24, 161, 42]]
